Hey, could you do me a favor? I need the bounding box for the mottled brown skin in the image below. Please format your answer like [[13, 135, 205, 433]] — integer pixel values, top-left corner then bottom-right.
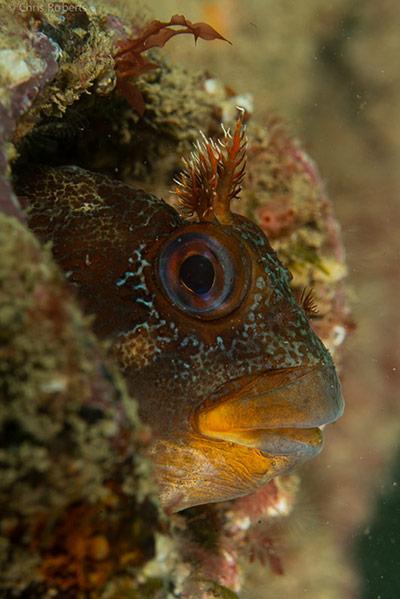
[[15, 162, 344, 512]]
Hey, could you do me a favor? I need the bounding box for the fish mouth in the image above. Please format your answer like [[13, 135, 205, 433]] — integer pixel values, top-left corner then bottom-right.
[[194, 364, 344, 459]]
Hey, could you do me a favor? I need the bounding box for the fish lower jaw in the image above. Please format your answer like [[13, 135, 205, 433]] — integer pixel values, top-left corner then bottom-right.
[[198, 425, 324, 459]]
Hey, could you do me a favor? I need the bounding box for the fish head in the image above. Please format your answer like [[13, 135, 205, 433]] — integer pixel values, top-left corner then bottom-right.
[[15, 111, 344, 512]]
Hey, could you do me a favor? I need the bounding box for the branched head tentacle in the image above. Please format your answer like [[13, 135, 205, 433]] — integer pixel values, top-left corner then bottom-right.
[[174, 107, 247, 223]]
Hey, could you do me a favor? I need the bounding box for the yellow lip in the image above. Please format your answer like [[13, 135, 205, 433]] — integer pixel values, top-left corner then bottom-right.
[[195, 365, 344, 458]]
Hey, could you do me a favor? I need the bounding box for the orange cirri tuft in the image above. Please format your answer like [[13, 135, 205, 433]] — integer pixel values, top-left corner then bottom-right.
[[174, 107, 247, 224], [114, 14, 230, 115]]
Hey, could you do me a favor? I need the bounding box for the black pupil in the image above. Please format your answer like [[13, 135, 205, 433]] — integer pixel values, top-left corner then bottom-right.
[[179, 254, 215, 295]]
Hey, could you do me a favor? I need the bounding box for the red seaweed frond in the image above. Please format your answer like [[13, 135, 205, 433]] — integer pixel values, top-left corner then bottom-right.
[[114, 15, 230, 115], [174, 107, 247, 223], [298, 287, 319, 319]]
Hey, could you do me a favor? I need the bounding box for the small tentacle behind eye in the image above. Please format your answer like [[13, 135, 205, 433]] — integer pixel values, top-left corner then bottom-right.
[[298, 288, 319, 319]]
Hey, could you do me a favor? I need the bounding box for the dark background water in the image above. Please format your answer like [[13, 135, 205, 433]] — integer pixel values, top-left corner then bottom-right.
[[357, 455, 400, 599]]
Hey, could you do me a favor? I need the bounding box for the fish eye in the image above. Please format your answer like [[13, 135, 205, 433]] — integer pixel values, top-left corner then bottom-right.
[[156, 225, 250, 320]]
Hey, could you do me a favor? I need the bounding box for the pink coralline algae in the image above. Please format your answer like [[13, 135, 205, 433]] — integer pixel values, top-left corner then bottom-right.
[[257, 194, 296, 238]]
